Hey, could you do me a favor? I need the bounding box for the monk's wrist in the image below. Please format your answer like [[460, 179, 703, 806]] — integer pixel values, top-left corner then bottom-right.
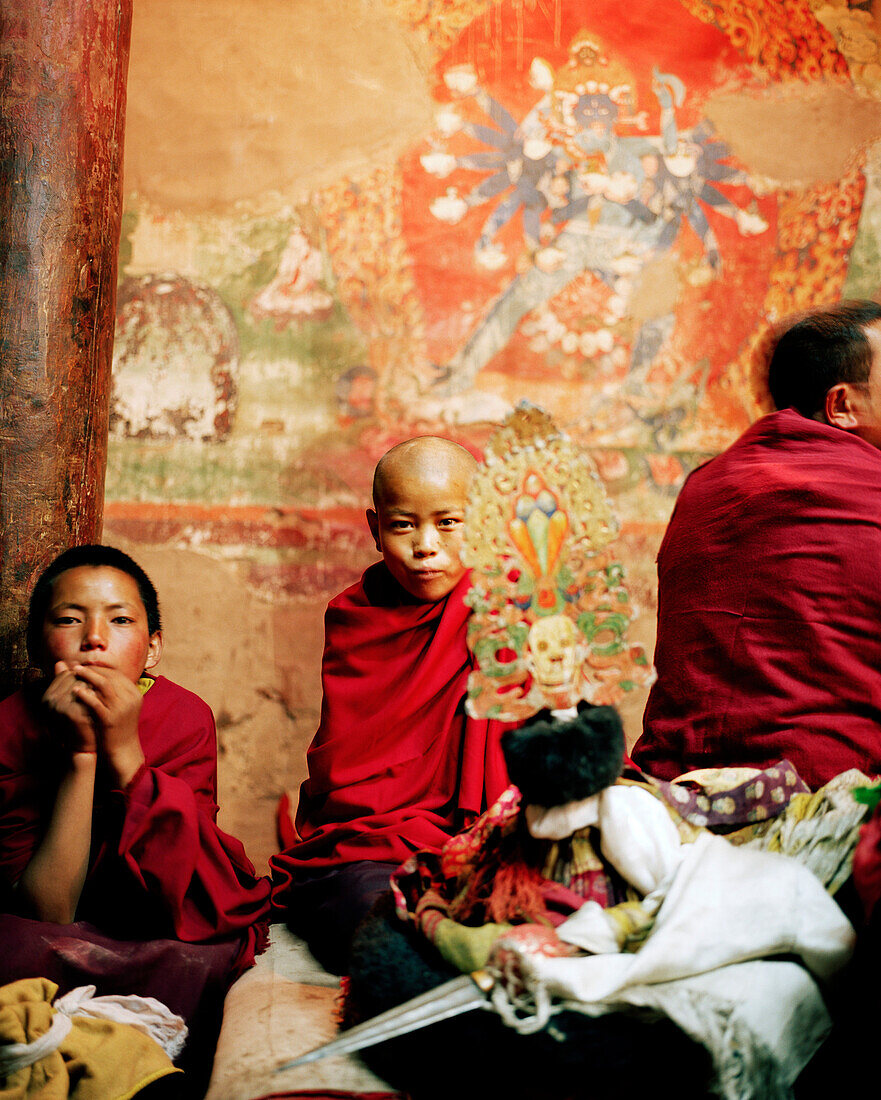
[[69, 751, 98, 774], [108, 745, 146, 790]]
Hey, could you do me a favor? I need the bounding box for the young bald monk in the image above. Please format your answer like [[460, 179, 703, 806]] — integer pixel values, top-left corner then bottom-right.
[[271, 437, 509, 973]]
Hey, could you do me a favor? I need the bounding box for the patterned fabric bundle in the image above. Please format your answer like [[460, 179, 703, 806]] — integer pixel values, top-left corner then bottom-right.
[[390, 761, 870, 975], [383, 760, 862, 1100]]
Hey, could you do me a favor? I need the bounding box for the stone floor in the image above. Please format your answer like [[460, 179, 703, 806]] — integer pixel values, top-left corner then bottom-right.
[[205, 924, 398, 1100]]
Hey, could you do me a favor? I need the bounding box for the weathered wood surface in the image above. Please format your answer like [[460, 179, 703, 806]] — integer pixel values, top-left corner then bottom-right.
[[0, 0, 132, 696]]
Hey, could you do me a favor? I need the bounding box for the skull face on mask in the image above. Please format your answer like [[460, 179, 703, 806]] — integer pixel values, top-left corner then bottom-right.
[[527, 614, 580, 690]]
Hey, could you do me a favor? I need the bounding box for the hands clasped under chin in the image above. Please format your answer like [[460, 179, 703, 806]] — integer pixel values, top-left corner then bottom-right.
[[43, 662, 146, 787]]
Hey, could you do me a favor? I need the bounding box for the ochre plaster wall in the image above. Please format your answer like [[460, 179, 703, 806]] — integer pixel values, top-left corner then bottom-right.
[[102, 0, 881, 873]]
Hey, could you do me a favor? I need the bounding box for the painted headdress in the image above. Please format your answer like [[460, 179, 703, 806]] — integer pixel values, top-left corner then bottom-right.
[[548, 29, 637, 121], [463, 404, 654, 721]]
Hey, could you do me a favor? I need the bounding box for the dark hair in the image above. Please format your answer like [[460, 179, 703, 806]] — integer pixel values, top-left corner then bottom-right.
[[501, 703, 624, 807], [27, 544, 161, 664], [767, 299, 881, 417]]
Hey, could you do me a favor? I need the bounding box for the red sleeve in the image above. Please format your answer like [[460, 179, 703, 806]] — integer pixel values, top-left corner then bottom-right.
[[0, 689, 50, 901], [99, 678, 270, 969], [853, 802, 881, 925]]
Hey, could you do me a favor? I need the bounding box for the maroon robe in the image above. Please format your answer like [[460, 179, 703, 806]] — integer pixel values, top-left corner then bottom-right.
[[0, 675, 270, 967], [271, 563, 509, 906], [634, 409, 881, 790], [0, 674, 270, 1088]]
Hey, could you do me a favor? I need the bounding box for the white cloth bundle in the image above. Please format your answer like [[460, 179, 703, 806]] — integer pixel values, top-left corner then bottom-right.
[[502, 784, 856, 1099]]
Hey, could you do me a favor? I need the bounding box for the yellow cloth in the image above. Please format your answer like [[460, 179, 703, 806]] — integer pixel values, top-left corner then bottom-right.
[[0, 978, 180, 1100]]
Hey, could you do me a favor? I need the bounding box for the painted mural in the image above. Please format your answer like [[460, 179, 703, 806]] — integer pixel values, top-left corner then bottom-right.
[[103, 0, 881, 864], [108, 0, 880, 540]]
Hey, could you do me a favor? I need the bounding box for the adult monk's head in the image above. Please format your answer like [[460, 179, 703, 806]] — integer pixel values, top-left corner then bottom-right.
[[767, 299, 881, 449], [367, 437, 477, 602]]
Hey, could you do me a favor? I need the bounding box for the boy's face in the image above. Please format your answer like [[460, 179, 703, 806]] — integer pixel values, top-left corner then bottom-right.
[[367, 459, 471, 602], [40, 566, 162, 682]]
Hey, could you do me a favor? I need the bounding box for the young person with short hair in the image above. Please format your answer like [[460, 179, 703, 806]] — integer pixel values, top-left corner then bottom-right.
[[0, 544, 271, 1089]]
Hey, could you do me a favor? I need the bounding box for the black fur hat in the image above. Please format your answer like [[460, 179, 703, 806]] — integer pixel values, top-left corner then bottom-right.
[[501, 703, 625, 808]]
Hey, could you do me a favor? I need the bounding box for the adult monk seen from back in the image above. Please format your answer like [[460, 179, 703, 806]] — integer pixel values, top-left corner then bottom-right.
[[633, 300, 881, 792], [271, 437, 508, 974]]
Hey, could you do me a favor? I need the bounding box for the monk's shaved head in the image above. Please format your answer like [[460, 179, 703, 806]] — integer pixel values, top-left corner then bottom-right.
[[372, 436, 477, 509], [368, 436, 477, 601]]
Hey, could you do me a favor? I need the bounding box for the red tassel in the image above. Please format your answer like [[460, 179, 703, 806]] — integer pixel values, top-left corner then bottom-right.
[[452, 829, 549, 925], [485, 860, 548, 924]]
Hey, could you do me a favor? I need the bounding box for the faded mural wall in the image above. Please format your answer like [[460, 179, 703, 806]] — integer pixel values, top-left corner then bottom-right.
[[102, 0, 881, 871]]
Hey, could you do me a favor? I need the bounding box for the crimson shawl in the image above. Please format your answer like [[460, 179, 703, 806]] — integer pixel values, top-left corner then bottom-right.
[[0, 675, 270, 973], [635, 410, 881, 790], [271, 563, 508, 895]]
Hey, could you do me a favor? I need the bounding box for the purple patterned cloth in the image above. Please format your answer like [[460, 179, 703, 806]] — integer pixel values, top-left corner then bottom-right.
[[647, 759, 810, 830]]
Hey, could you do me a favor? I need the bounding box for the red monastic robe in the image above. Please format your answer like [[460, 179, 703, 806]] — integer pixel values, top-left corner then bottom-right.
[[634, 409, 881, 791], [271, 563, 508, 904], [0, 675, 270, 971], [854, 802, 881, 924]]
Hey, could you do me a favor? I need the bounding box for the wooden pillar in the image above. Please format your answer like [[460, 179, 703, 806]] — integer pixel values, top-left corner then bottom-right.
[[0, 0, 132, 696]]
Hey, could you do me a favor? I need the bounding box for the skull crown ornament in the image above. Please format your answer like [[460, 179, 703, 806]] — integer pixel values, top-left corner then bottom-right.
[[462, 403, 655, 721]]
